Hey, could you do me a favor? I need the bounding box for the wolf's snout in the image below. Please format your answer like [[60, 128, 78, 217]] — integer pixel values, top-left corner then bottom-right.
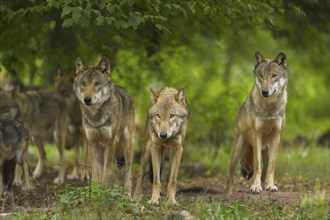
[[84, 97, 92, 105], [261, 90, 270, 97], [159, 132, 168, 140]]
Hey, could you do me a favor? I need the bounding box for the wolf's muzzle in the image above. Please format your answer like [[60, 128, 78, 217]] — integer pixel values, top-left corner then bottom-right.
[[159, 132, 168, 140], [84, 97, 92, 105], [261, 90, 270, 97]]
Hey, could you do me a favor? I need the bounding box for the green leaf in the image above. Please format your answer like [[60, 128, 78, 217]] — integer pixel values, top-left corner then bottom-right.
[[72, 7, 82, 23], [61, 6, 72, 17], [96, 16, 105, 25], [49, 20, 56, 30], [155, 24, 162, 30], [117, 20, 129, 29], [62, 18, 73, 27], [106, 17, 116, 25]]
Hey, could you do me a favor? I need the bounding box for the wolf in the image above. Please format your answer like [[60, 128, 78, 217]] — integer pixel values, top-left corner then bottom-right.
[[73, 57, 135, 193], [133, 87, 190, 204], [55, 71, 88, 180], [226, 51, 288, 195], [0, 89, 68, 184], [0, 116, 32, 196]]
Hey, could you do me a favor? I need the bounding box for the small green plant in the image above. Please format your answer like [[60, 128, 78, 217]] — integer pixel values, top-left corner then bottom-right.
[[56, 182, 133, 219]]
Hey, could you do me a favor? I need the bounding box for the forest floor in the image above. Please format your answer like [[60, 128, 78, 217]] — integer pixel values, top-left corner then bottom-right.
[[1, 165, 328, 219], [0, 146, 329, 219]]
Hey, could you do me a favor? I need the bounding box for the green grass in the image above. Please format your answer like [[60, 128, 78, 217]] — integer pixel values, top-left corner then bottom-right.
[[8, 145, 330, 219], [187, 144, 330, 182]]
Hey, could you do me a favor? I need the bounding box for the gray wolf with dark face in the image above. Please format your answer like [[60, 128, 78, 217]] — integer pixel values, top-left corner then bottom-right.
[[0, 89, 68, 184], [226, 51, 288, 195], [73, 57, 135, 194], [0, 117, 32, 196], [133, 87, 190, 204]]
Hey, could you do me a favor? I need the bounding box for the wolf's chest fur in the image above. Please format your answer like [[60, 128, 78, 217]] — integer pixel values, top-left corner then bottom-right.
[[250, 87, 287, 120]]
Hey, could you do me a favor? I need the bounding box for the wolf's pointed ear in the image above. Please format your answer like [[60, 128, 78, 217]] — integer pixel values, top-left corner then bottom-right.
[[150, 88, 159, 104], [98, 57, 111, 75], [175, 89, 185, 103], [274, 52, 287, 69], [255, 51, 266, 65], [75, 57, 87, 75]]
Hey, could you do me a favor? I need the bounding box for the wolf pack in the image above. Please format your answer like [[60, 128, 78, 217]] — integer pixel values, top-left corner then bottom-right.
[[0, 51, 288, 204]]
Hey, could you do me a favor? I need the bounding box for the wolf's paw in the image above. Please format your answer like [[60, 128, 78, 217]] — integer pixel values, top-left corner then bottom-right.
[[22, 183, 35, 192], [53, 177, 64, 184], [13, 178, 23, 186], [167, 198, 178, 205], [33, 169, 42, 180], [133, 193, 142, 202], [147, 197, 160, 205], [265, 184, 278, 192], [250, 184, 263, 194], [67, 173, 79, 180]]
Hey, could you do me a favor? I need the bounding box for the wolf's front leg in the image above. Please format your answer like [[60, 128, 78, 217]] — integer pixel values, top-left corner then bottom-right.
[[67, 142, 80, 180], [167, 145, 183, 204], [32, 137, 46, 179], [89, 144, 103, 183], [54, 132, 67, 184], [148, 145, 162, 204], [226, 134, 244, 195], [133, 139, 151, 201], [103, 141, 115, 185], [123, 136, 133, 196], [250, 135, 263, 194], [265, 135, 280, 192]]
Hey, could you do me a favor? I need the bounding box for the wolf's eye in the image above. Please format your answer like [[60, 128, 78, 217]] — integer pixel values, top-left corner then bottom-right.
[[272, 74, 277, 78], [155, 114, 160, 119], [95, 82, 101, 86], [170, 114, 175, 119], [81, 82, 86, 87]]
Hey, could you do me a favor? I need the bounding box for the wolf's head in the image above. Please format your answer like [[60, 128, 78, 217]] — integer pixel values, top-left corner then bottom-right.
[[55, 69, 74, 96], [0, 89, 19, 118], [148, 87, 189, 141], [73, 57, 114, 106], [254, 51, 288, 98]]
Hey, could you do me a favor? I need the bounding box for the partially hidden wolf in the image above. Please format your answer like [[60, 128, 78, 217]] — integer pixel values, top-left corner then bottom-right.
[[0, 117, 32, 196], [73, 57, 135, 193], [55, 71, 88, 180], [0, 89, 68, 184], [133, 87, 190, 204], [226, 51, 288, 195]]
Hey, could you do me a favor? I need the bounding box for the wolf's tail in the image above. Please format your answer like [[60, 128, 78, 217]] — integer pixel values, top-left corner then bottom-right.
[[240, 143, 253, 180]]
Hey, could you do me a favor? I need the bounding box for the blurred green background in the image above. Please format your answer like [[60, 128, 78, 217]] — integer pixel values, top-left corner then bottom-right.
[[0, 0, 329, 147]]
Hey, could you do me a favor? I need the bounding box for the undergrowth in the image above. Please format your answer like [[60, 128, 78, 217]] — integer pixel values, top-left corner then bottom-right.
[[6, 145, 330, 219]]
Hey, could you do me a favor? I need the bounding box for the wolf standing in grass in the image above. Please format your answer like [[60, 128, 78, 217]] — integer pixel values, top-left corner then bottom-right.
[[0, 117, 32, 196], [0, 89, 68, 184], [73, 57, 135, 193], [226, 51, 288, 195], [133, 87, 190, 204]]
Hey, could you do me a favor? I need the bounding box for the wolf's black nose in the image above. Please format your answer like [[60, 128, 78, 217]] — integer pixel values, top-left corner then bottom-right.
[[159, 132, 168, 140], [262, 90, 269, 97], [84, 97, 92, 105]]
